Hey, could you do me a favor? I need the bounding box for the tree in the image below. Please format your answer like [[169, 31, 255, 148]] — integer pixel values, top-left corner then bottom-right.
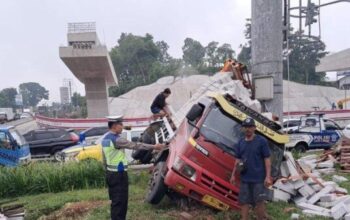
[[19, 82, 49, 107], [205, 41, 219, 67], [156, 41, 171, 63], [284, 33, 327, 84], [71, 92, 86, 108], [110, 33, 161, 84], [0, 88, 17, 108], [216, 43, 235, 62], [237, 19, 252, 70], [182, 38, 205, 67], [109, 33, 180, 97]]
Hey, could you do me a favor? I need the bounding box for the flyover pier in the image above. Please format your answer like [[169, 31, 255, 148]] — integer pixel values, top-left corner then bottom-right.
[[59, 22, 118, 118]]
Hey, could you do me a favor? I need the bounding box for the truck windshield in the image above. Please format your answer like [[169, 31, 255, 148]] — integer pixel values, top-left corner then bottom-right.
[[200, 106, 243, 156]]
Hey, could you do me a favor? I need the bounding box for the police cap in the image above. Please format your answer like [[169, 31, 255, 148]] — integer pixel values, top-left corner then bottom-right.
[[106, 115, 123, 124]]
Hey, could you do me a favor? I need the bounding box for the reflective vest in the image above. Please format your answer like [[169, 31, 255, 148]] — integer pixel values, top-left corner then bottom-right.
[[102, 135, 128, 172]]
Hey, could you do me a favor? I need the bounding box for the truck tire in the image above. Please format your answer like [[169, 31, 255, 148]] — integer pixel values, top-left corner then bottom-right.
[[145, 162, 167, 204], [294, 143, 307, 153]]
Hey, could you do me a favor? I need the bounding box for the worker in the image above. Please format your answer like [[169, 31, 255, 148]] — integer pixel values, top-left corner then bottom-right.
[[102, 116, 165, 220], [230, 117, 272, 220], [150, 88, 171, 118]]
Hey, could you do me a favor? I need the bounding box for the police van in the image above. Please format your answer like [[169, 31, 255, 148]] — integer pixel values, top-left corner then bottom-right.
[[286, 113, 343, 152]]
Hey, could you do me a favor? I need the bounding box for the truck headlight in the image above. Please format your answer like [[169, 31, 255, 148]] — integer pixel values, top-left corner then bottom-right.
[[172, 156, 197, 181]]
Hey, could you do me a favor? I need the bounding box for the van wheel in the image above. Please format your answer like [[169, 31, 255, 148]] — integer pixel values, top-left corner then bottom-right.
[[294, 143, 307, 153], [145, 162, 167, 204], [53, 150, 62, 162]]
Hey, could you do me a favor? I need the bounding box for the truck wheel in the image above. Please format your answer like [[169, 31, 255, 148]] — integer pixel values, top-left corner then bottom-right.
[[294, 143, 307, 153], [145, 162, 167, 204]]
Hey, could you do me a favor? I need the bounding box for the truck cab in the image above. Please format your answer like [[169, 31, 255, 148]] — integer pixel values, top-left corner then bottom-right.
[[0, 126, 31, 166], [145, 93, 289, 210], [285, 113, 343, 152]]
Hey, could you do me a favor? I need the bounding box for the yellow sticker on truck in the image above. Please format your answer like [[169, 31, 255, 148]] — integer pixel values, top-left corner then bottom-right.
[[202, 195, 230, 211]]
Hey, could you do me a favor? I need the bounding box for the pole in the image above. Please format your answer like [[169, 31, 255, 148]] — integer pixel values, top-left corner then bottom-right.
[[251, 0, 283, 120]]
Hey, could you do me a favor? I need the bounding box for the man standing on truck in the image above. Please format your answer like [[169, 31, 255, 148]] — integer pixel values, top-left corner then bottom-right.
[[102, 116, 165, 220], [230, 117, 272, 220], [150, 88, 171, 118]]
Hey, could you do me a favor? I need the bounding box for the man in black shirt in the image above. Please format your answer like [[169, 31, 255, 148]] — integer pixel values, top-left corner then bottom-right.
[[150, 88, 171, 117]]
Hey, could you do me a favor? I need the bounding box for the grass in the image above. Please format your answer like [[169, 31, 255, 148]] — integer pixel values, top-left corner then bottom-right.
[[0, 160, 105, 198], [1, 168, 339, 220], [2, 153, 350, 219]]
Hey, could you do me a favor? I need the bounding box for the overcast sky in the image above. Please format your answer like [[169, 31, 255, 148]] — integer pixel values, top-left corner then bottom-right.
[[0, 0, 349, 102]]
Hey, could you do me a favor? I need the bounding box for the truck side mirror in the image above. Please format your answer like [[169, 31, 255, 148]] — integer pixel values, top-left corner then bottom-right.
[[186, 104, 204, 122]]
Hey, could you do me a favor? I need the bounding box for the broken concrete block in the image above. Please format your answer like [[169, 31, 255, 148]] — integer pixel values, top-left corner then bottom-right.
[[298, 160, 313, 173], [293, 196, 307, 205], [300, 154, 318, 161], [273, 180, 296, 195], [336, 187, 348, 194], [345, 212, 350, 220], [292, 180, 305, 190], [331, 202, 349, 219], [311, 170, 321, 177], [322, 181, 338, 188], [317, 160, 334, 168], [311, 184, 322, 192], [320, 194, 336, 202], [284, 152, 300, 176], [298, 184, 315, 198], [280, 161, 290, 177], [291, 213, 299, 219], [272, 189, 291, 202], [333, 175, 348, 183], [318, 201, 338, 208], [307, 185, 334, 204], [296, 202, 329, 213], [317, 168, 336, 174], [302, 209, 331, 218]]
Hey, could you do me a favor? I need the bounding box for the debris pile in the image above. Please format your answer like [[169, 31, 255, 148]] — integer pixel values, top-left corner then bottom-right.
[[273, 151, 350, 219], [0, 201, 25, 220], [340, 146, 350, 173]]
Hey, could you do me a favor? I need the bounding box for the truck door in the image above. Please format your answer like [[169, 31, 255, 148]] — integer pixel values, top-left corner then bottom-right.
[[0, 130, 19, 166]]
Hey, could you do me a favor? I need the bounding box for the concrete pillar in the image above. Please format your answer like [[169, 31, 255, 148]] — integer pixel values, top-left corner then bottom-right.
[[85, 78, 109, 118], [251, 0, 283, 120]]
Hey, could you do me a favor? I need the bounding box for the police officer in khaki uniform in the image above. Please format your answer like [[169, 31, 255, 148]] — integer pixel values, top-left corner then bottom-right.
[[102, 116, 165, 220]]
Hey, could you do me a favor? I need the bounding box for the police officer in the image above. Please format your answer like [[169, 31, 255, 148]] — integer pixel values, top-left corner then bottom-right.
[[102, 116, 165, 220]]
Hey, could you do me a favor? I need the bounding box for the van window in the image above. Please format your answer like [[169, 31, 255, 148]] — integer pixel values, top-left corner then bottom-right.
[[0, 131, 11, 149], [35, 132, 54, 140], [10, 129, 25, 146]]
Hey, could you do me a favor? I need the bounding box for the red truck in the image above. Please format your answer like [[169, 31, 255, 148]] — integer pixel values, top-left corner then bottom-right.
[[142, 92, 289, 211]]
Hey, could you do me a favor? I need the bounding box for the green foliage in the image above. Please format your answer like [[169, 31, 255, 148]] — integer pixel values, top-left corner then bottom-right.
[[0, 160, 105, 198], [0, 88, 18, 108], [182, 38, 206, 67], [19, 82, 48, 107], [109, 33, 235, 97], [109, 33, 182, 97], [283, 33, 328, 85], [71, 92, 86, 108]]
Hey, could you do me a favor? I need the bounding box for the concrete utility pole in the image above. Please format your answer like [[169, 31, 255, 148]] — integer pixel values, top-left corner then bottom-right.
[[251, 0, 283, 120]]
